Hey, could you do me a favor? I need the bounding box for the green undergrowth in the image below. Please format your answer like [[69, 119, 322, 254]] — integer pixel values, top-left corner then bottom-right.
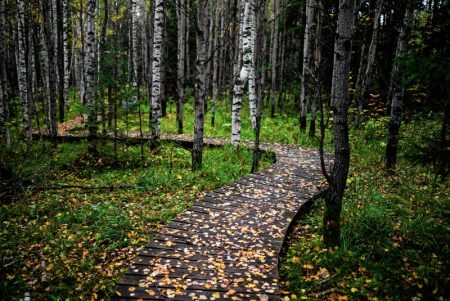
[[280, 115, 449, 300], [0, 140, 273, 300]]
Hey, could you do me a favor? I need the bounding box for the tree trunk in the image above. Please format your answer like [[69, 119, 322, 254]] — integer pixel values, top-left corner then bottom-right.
[[56, 0, 65, 122], [16, 0, 32, 141], [176, 0, 186, 133], [211, 3, 220, 127], [150, 0, 163, 142], [0, 0, 9, 147], [386, 4, 414, 169], [63, 0, 70, 109], [131, 0, 140, 104], [324, 0, 356, 247], [309, 0, 323, 138], [192, 0, 207, 170], [270, 0, 280, 118], [85, 0, 97, 152], [300, 0, 314, 132], [231, 0, 250, 146]]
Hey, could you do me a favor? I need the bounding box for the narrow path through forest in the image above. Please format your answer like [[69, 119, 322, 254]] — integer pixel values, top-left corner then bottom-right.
[[105, 133, 332, 301]]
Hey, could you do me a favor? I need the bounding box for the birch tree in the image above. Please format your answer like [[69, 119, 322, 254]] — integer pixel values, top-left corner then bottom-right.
[[231, 0, 253, 146], [16, 0, 32, 141], [176, 0, 186, 133], [324, 0, 356, 247], [131, 0, 139, 104], [192, 0, 207, 169], [386, 3, 414, 169], [85, 0, 97, 151], [63, 0, 70, 108], [150, 0, 163, 141], [300, 0, 314, 132]]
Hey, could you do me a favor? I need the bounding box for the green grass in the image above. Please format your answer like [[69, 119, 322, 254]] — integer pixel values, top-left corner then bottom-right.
[[280, 115, 450, 301], [0, 139, 273, 300]]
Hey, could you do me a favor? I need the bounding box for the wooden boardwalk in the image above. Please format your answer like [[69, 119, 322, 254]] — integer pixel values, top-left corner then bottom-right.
[[110, 134, 331, 301]]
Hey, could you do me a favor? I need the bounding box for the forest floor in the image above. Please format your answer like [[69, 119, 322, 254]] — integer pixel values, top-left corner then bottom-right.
[[1, 98, 449, 300]]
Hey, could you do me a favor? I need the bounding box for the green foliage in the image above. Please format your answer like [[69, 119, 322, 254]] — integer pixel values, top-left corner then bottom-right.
[[0, 139, 271, 300], [280, 116, 450, 301]]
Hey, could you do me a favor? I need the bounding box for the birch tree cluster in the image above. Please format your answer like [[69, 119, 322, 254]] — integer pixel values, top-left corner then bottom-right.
[[0, 0, 447, 172]]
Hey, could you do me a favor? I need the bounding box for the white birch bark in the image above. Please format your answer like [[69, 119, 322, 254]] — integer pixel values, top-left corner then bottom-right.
[[248, 0, 257, 130], [131, 0, 140, 104], [231, 0, 250, 146], [150, 0, 163, 140], [63, 0, 70, 108], [85, 0, 97, 150], [16, 0, 32, 140], [176, 0, 186, 133], [300, 0, 314, 131]]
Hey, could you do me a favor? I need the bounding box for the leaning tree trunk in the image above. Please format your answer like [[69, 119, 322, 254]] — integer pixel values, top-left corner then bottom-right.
[[357, 0, 383, 125], [85, 0, 97, 152], [192, 0, 207, 170], [16, 0, 32, 141], [176, 0, 186, 133], [150, 0, 163, 143], [386, 3, 414, 169], [324, 0, 356, 247], [269, 0, 279, 118], [300, 0, 314, 132]]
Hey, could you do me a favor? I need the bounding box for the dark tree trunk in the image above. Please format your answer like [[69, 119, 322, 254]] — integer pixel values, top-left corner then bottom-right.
[[324, 0, 355, 247], [192, 0, 207, 170]]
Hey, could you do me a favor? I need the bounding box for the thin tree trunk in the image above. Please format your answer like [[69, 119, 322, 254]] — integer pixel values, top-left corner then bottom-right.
[[99, 0, 108, 136], [386, 4, 414, 169], [270, 0, 280, 118], [231, 0, 247, 146], [16, 0, 32, 141], [309, 0, 322, 137], [324, 0, 356, 247], [63, 0, 70, 109], [0, 0, 9, 147], [192, 0, 207, 170], [85, 0, 97, 152], [211, 3, 220, 127], [176, 0, 186, 133], [150, 0, 163, 143], [300, 0, 314, 132], [56, 0, 65, 121]]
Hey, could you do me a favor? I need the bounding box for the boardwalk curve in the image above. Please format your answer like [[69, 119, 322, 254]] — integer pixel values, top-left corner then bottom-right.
[[110, 134, 331, 301]]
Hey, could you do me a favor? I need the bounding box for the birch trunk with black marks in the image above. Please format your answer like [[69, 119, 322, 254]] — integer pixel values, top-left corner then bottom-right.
[[176, 0, 186, 133], [16, 0, 32, 141], [63, 0, 69, 108], [386, 4, 414, 169], [300, 0, 314, 132], [131, 0, 139, 104], [231, 0, 251, 146], [357, 0, 383, 125], [85, 0, 97, 152], [324, 0, 355, 247], [192, 0, 207, 170], [270, 0, 279, 118], [150, 0, 163, 142]]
